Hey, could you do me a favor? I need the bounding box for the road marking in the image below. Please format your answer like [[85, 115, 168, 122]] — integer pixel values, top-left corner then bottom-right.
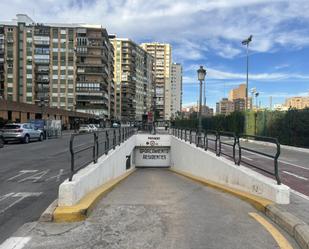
[[45, 169, 65, 182], [243, 150, 309, 171], [249, 212, 293, 249], [279, 160, 309, 171], [0, 193, 15, 202], [290, 189, 309, 201], [8, 170, 38, 181], [283, 171, 308, 181], [242, 156, 253, 161], [0, 192, 42, 215], [0, 237, 31, 249], [18, 170, 50, 183]]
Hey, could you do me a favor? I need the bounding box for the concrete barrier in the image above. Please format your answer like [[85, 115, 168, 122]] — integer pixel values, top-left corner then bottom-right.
[[170, 136, 290, 204], [58, 135, 136, 206]]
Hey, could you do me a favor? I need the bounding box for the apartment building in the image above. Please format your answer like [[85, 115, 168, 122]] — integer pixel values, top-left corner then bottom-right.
[[75, 26, 114, 118], [228, 83, 253, 110], [170, 63, 182, 119], [110, 37, 154, 121], [0, 14, 114, 120], [228, 83, 246, 101], [0, 26, 4, 99], [140, 42, 171, 120], [285, 96, 309, 109], [216, 98, 234, 115]]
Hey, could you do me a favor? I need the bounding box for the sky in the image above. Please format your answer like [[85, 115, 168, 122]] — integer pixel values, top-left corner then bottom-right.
[[1, 0, 309, 110]]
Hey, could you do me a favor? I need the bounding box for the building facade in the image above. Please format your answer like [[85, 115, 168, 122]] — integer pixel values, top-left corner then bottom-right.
[[285, 96, 309, 109], [0, 14, 114, 121], [228, 83, 251, 110], [75, 26, 114, 119], [216, 98, 234, 115], [140, 42, 171, 120], [111, 38, 154, 121], [170, 63, 182, 119], [228, 83, 246, 100]]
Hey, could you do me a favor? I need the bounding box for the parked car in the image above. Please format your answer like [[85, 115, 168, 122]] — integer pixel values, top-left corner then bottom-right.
[[0, 131, 4, 148], [79, 124, 92, 133], [89, 124, 98, 132], [2, 123, 44, 144], [112, 122, 120, 128]]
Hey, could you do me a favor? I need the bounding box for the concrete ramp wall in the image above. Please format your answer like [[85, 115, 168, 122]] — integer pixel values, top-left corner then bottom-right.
[[58, 135, 136, 206], [170, 136, 290, 204]]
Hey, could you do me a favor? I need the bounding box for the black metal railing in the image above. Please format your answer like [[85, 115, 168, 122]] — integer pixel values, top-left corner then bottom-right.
[[237, 134, 281, 185], [205, 130, 219, 155], [172, 128, 281, 185], [218, 131, 238, 164], [69, 127, 136, 181]]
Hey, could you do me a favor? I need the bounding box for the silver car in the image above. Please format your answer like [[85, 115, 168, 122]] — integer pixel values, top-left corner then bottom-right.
[[2, 123, 44, 144]]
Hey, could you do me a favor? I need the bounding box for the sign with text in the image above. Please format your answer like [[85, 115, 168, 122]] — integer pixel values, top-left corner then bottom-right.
[[135, 134, 171, 147], [134, 147, 170, 167]]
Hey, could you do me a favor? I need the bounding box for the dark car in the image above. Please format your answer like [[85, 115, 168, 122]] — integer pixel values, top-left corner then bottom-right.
[[0, 131, 4, 148]]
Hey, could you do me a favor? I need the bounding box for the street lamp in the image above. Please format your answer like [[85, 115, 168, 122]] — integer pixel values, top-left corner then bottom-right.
[[242, 35, 253, 111], [197, 66, 206, 143], [255, 92, 259, 109]]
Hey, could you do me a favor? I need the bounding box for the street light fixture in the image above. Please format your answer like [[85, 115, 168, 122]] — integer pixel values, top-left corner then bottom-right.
[[197, 65, 206, 144], [242, 35, 253, 111]]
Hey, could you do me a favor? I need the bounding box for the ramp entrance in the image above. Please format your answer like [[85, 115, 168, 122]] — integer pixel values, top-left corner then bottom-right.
[[133, 134, 171, 168]]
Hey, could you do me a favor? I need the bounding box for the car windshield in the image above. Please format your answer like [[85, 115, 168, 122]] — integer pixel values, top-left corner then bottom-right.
[[80, 125, 89, 128], [3, 124, 20, 129]]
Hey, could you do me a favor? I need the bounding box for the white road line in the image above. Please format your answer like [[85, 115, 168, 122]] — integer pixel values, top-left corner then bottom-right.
[[0, 192, 42, 215], [18, 170, 50, 183], [290, 189, 309, 201], [242, 156, 253, 161], [278, 160, 309, 171], [0, 237, 31, 249], [45, 169, 65, 182], [8, 170, 38, 181], [243, 150, 309, 171], [0, 193, 15, 202], [282, 171, 308, 181]]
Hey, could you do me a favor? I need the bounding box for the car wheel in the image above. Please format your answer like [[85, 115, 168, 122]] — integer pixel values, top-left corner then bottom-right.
[[23, 134, 30, 144], [0, 138, 4, 148], [39, 133, 43, 141]]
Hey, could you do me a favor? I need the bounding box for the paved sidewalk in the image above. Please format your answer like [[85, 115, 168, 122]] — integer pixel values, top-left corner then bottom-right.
[[6, 169, 300, 249], [278, 192, 309, 225]]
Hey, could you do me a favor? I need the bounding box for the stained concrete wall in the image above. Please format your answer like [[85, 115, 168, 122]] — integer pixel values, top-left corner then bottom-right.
[[170, 136, 290, 204], [58, 135, 136, 206]]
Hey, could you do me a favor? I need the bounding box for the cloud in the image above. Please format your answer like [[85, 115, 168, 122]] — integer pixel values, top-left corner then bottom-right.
[[1, 0, 309, 60], [183, 67, 309, 83]]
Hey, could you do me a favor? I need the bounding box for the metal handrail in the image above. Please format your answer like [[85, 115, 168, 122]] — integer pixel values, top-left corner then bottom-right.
[[205, 130, 219, 155], [218, 131, 237, 164], [237, 134, 281, 185], [69, 132, 97, 181], [172, 128, 281, 185], [69, 127, 136, 181]]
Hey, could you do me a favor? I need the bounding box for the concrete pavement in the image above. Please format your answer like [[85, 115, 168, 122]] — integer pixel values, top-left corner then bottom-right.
[[5, 169, 300, 249]]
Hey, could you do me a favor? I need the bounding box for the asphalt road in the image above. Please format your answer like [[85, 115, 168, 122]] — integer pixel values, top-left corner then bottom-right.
[[5, 169, 300, 249], [197, 133, 309, 197], [0, 131, 96, 244]]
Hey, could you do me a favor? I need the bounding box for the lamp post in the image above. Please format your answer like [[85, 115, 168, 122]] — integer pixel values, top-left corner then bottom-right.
[[255, 92, 259, 110], [242, 35, 253, 111], [197, 66, 206, 143]]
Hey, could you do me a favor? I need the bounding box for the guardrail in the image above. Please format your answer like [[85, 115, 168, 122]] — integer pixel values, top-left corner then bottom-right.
[[69, 127, 135, 181], [237, 134, 281, 185], [172, 128, 281, 185], [218, 131, 237, 164]]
